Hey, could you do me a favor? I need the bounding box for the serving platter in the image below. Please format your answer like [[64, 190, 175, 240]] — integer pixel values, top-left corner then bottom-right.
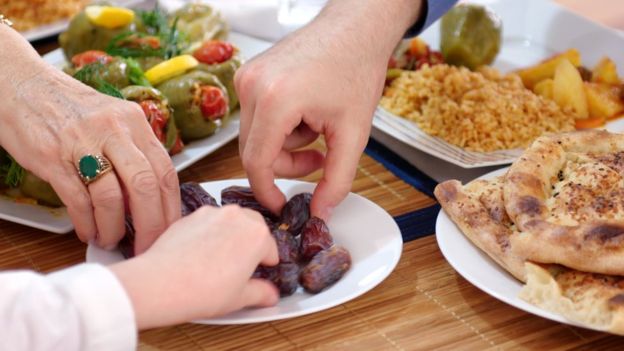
[[0, 32, 271, 234], [373, 0, 624, 169], [86, 179, 403, 324]]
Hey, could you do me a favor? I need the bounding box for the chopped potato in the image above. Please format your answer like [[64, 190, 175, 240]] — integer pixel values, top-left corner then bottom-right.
[[553, 58, 588, 118], [533, 79, 554, 100], [585, 82, 624, 119], [591, 57, 620, 85], [516, 49, 581, 89]]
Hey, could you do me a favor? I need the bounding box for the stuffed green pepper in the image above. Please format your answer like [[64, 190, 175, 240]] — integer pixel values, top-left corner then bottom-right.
[[59, 6, 139, 61], [121, 86, 184, 155], [157, 70, 230, 142], [172, 3, 229, 44], [66, 50, 151, 90], [193, 40, 242, 111]]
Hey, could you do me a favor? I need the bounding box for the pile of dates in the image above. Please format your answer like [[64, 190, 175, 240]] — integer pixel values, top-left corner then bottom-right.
[[120, 182, 352, 296]]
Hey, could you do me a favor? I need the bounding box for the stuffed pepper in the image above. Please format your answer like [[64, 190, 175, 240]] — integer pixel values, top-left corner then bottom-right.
[[60, 5, 138, 60], [193, 40, 242, 111], [121, 86, 184, 155], [0, 149, 62, 207], [157, 70, 230, 142], [67, 50, 150, 90], [173, 3, 228, 44]]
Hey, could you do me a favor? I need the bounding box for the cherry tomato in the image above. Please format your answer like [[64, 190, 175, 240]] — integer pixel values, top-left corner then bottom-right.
[[139, 100, 168, 142], [193, 40, 235, 65], [71, 50, 113, 69], [199, 86, 228, 121]]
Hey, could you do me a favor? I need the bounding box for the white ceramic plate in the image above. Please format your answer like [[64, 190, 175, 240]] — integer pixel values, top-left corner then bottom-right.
[[19, 0, 144, 42], [374, 0, 624, 169], [0, 32, 271, 234], [435, 167, 596, 331], [87, 179, 403, 324]]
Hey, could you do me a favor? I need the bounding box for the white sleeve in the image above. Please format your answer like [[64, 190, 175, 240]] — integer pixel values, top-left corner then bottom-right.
[[0, 263, 137, 351]]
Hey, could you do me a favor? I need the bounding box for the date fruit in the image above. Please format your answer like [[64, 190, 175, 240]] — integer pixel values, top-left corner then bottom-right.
[[273, 229, 299, 263], [221, 186, 277, 221], [253, 263, 300, 297], [279, 192, 312, 235], [299, 217, 333, 261], [300, 246, 351, 294], [180, 182, 219, 216]]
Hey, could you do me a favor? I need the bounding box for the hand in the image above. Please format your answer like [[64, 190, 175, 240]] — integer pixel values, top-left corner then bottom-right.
[[235, 28, 386, 220], [110, 205, 279, 329], [0, 63, 180, 254]]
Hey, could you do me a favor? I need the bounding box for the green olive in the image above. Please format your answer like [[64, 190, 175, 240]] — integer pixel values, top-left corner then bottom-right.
[[19, 172, 63, 207], [157, 70, 229, 142], [440, 4, 502, 70], [197, 55, 242, 110], [59, 10, 138, 61]]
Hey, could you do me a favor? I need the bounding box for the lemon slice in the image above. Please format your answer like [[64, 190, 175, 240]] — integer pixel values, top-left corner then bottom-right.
[[145, 55, 199, 86], [85, 6, 135, 29]]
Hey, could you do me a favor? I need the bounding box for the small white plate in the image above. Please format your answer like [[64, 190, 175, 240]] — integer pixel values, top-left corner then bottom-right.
[[87, 179, 403, 324], [374, 0, 624, 168], [435, 167, 594, 331], [0, 32, 271, 233]]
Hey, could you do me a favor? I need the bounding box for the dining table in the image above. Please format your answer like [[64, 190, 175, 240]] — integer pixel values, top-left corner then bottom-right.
[[4, 1, 624, 350]]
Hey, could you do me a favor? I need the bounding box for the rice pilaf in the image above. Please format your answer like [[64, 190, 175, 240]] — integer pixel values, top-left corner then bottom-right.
[[380, 64, 575, 152]]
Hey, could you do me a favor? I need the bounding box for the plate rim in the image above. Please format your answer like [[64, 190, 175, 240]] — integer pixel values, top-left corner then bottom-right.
[[86, 178, 404, 324]]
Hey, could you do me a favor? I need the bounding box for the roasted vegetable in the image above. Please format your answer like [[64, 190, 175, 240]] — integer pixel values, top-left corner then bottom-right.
[[440, 4, 501, 70], [157, 70, 230, 142], [172, 3, 228, 44], [516, 49, 581, 89], [553, 58, 588, 118], [59, 9, 138, 60], [121, 86, 183, 154]]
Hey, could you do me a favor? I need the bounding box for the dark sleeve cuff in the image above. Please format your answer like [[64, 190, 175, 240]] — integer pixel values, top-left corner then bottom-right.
[[404, 0, 459, 37]]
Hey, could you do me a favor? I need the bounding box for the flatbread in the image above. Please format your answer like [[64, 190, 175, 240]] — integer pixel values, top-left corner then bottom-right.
[[435, 177, 526, 281], [503, 130, 624, 275], [435, 176, 624, 334]]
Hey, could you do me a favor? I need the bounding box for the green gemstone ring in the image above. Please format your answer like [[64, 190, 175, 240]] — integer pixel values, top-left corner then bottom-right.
[[77, 154, 113, 185]]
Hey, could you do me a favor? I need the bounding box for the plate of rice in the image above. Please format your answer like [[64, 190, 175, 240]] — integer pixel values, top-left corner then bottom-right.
[[374, 0, 624, 168]]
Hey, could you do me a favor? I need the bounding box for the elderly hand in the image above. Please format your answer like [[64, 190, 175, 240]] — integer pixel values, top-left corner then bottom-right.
[[235, 0, 421, 220], [110, 204, 279, 329], [0, 32, 180, 254]]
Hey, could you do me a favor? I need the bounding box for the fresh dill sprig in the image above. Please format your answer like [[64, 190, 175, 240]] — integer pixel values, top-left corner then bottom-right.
[[125, 58, 151, 87], [0, 149, 25, 188], [73, 63, 124, 99], [106, 5, 186, 60]]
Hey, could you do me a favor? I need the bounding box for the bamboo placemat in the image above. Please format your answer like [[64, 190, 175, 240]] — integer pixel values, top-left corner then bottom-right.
[[1, 138, 623, 350]]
